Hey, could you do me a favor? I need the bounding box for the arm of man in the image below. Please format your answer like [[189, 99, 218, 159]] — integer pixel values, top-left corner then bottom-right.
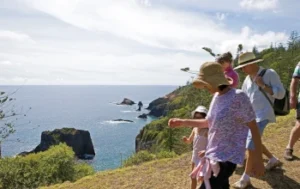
[[290, 78, 300, 110], [168, 118, 209, 128], [290, 63, 300, 109], [255, 69, 285, 99]]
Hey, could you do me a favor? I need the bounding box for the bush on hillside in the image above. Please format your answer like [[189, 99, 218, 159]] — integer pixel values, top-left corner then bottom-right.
[[123, 150, 177, 167], [0, 143, 94, 189]]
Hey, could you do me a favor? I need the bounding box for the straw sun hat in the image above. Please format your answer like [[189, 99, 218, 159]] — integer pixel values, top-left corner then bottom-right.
[[192, 62, 233, 89], [234, 52, 263, 70]]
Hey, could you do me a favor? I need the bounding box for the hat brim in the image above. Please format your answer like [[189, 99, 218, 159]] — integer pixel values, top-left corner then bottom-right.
[[192, 79, 211, 89], [234, 59, 263, 70], [192, 76, 233, 89]]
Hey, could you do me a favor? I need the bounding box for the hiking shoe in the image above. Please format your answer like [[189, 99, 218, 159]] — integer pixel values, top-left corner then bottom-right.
[[233, 179, 251, 189], [284, 148, 294, 161], [265, 159, 282, 170]]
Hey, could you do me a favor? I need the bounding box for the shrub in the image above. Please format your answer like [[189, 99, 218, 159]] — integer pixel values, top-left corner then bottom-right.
[[0, 143, 94, 189]]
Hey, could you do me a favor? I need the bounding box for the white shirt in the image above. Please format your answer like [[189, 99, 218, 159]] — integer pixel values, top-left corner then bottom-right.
[[242, 67, 285, 123]]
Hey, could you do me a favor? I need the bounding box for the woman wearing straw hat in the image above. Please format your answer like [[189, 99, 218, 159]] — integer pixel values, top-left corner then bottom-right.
[[168, 62, 264, 189], [233, 52, 285, 188]]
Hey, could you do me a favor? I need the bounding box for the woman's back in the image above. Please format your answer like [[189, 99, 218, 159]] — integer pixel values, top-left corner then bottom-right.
[[205, 88, 255, 164]]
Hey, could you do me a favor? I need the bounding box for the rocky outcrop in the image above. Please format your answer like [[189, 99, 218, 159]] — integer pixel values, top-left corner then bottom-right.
[[118, 98, 135, 105], [146, 92, 178, 117], [138, 113, 147, 119], [148, 104, 168, 117], [135, 127, 156, 152], [113, 119, 134, 123], [137, 101, 143, 111], [19, 128, 95, 160], [146, 97, 168, 110]]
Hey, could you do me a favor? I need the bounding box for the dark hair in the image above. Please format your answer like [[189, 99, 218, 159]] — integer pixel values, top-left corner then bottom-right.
[[216, 52, 233, 64], [194, 112, 207, 119], [218, 85, 229, 91]]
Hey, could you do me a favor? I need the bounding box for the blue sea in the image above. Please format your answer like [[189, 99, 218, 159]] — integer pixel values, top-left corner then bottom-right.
[[0, 85, 177, 171]]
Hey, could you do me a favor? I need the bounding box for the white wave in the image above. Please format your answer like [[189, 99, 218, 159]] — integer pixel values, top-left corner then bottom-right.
[[109, 102, 119, 105], [101, 120, 133, 125], [121, 110, 136, 113]]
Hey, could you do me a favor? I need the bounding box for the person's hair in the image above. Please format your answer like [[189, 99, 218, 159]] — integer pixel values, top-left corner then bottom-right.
[[218, 85, 229, 91], [193, 112, 207, 119], [216, 52, 233, 64]]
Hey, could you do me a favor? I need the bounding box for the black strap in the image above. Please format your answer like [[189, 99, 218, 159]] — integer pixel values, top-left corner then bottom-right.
[[258, 69, 267, 77], [253, 69, 274, 108]]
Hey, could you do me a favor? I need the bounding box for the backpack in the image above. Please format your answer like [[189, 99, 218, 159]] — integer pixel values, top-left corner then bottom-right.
[[258, 69, 290, 116]]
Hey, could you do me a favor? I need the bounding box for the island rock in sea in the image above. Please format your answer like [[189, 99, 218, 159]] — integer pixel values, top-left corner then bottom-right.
[[118, 98, 135, 105], [113, 119, 134, 123], [19, 128, 95, 160], [138, 113, 147, 119], [137, 101, 143, 111]]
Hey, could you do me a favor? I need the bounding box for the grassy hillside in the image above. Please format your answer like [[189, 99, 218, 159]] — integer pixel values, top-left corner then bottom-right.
[[42, 112, 300, 189]]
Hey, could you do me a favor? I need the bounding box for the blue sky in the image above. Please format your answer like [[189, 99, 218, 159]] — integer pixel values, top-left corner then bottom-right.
[[0, 0, 299, 85]]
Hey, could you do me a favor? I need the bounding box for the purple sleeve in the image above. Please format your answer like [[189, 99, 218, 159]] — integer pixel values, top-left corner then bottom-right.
[[225, 70, 239, 88]]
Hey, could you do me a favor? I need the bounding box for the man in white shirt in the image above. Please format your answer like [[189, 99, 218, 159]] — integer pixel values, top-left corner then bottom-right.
[[233, 52, 286, 189]]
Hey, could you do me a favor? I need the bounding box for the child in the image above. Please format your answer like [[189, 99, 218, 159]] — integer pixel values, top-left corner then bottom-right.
[[182, 106, 208, 189], [216, 52, 239, 88]]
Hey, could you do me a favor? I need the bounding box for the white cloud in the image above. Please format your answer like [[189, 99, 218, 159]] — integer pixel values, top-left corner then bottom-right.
[[138, 0, 151, 7], [240, 0, 278, 11], [0, 0, 290, 85], [216, 13, 227, 21], [216, 26, 288, 54], [21, 0, 287, 53], [0, 30, 34, 43], [0, 60, 12, 65]]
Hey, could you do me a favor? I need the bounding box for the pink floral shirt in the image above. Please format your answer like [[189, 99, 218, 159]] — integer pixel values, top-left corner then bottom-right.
[[205, 88, 255, 164], [224, 66, 239, 88]]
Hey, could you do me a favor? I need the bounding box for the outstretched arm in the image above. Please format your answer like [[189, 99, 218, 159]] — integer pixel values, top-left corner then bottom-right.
[[169, 118, 209, 128], [290, 78, 299, 109]]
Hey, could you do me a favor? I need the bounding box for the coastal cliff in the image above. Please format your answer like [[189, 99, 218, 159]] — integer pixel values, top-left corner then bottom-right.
[[135, 84, 212, 154]]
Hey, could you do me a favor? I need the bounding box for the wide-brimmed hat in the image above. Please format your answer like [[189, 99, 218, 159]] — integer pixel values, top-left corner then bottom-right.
[[192, 62, 233, 89], [191, 106, 208, 118], [234, 52, 263, 70]]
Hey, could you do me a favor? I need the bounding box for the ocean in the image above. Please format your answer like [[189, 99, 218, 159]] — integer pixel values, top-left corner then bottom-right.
[[0, 85, 177, 171]]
